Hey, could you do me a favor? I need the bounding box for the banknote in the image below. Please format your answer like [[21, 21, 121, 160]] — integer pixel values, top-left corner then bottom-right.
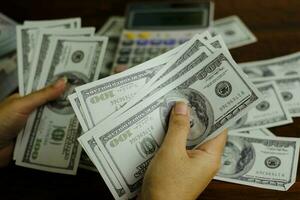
[[85, 34, 216, 130], [87, 50, 261, 196], [212, 15, 257, 49], [230, 82, 293, 131], [26, 27, 95, 94], [97, 16, 124, 38], [79, 134, 128, 200], [0, 13, 17, 57], [229, 128, 276, 137], [69, 93, 89, 132], [215, 133, 300, 191], [24, 18, 81, 28], [16, 19, 80, 95], [96, 16, 124, 78], [240, 51, 300, 81], [16, 36, 108, 174], [252, 75, 300, 117]]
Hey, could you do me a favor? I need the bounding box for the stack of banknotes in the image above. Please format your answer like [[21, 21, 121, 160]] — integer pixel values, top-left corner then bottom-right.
[[69, 29, 300, 199], [0, 13, 18, 101], [13, 17, 109, 174]]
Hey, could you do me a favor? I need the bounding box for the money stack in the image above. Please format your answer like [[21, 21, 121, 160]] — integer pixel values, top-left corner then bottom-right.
[[13, 17, 108, 175], [0, 13, 18, 101], [69, 30, 299, 199]]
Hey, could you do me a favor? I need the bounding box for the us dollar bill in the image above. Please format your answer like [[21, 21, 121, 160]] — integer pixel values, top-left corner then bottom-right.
[[229, 128, 276, 137], [24, 18, 81, 27], [230, 82, 293, 131], [240, 51, 300, 81], [88, 51, 261, 196], [96, 17, 125, 78], [16, 36, 108, 174], [26, 27, 95, 94], [16, 19, 80, 95], [252, 75, 300, 117], [79, 134, 128, 200], [69, 93, 89, 132], [0, 13, 17, 57], [212, 15, 257, 49], [215, 133, 300, 191], [84, 34, 216, 130]]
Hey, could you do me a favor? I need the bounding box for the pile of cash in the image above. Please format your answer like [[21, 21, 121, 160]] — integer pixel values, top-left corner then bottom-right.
[[7, 13, 299, 200], [13, 17, 109, 174], [69, 29, 300, 199], [0, 13, 18, 101]]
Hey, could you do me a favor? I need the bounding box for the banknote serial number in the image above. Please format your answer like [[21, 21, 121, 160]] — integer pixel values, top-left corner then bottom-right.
[[219, 91, 245, 112]]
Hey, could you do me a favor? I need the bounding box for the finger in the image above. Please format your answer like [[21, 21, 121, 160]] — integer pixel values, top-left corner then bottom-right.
[[114, 65, 128, 74], [16, 78, 67, 114], [196, 129, 228, 156], [162, 102, 190, 150]]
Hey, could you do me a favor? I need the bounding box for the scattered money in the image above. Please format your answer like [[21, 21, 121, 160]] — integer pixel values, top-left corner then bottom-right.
[[230, 82, 293, 131], [215, 133, 300, 191], [240, 51, 300, 81], [75, 31, 262, 198], [212, 15, 257, 49]]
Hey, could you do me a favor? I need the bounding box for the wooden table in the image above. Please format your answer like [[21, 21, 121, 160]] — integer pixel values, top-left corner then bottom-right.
[[1, 0, 300, 199]]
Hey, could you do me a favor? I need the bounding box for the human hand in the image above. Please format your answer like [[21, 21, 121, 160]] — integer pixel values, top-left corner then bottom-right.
[[139, 102, 228, 200], [0, 78, 66, 167]]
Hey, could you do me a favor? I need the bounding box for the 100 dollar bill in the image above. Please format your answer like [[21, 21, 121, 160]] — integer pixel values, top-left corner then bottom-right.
[[16, 36, 108, 174], [215, 133, 300, 191], [85, 50, 261, 196]]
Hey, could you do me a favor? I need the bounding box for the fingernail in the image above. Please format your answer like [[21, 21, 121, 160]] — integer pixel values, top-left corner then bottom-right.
[[174, 102, 188, 115], [54, 77, 67, 88], [114, 65, 128, 73]]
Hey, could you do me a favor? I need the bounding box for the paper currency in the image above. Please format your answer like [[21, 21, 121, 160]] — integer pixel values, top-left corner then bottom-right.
[[16, 18, 80, 95], [230, 82, 293, 131], [212, 15, 257, 49], [96, 16, 125, 78], [83, 49, 261, 196], [252, 76, 300, 117], [229, 128, 276, 137], [240, 51, 300, 81], [215, 133, 300, 191], [16, 36, 108, 174], [0, 13, 17, 57], [26, 27, 95, 94]]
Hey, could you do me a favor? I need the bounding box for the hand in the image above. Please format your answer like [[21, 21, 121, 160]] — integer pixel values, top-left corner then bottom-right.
[[139, 102, 228, 200], [0, 78, 66, 167]]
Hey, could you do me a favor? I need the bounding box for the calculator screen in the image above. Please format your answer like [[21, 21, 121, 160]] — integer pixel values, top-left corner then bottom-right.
[[126, 2, 212, 30], [129, 10, 207, 30]]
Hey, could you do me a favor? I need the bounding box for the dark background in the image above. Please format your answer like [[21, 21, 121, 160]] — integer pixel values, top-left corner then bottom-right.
[[1, 0, 300, 199]]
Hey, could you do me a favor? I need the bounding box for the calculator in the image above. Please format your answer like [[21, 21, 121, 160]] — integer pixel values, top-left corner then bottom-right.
[[112, 1, 214, 72]]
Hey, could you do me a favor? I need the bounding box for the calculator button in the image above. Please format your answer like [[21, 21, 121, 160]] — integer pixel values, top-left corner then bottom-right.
[[148, 48, 160, 55], [122, 40, 134, 46], [136, 40, 149, 46], [150, 39, 162, 45], [124, 32, 136, 40], [164, 39, 176, 45], [117, 56, 129, 64], [119, 47, 132, 55], [134, 48, 146, 55], [132, 57, 144, 64], [138, 32, 151, 39]]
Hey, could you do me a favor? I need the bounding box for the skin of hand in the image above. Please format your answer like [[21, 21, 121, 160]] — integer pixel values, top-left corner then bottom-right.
[[139, 102, 228, 200], [0, 78, 66, 167]]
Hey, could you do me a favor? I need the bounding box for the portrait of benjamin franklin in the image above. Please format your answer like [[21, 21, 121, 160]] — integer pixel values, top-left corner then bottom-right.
[[160, 88, 214, 149], [47, 72, 88, 114], [217, 136, 255, 178]]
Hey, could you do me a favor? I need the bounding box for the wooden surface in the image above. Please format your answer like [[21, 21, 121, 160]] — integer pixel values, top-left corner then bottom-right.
[[1, 0, 300, 199]]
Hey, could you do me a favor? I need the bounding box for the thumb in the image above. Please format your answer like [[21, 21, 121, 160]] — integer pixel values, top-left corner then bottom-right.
[[162, 102, 190, 151], [17, 78, 67, 114]]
